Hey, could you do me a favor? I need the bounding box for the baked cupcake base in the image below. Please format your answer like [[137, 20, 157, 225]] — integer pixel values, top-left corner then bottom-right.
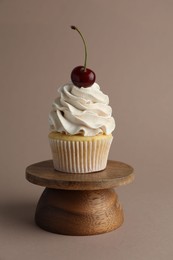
[[48, 132, 113, 173]]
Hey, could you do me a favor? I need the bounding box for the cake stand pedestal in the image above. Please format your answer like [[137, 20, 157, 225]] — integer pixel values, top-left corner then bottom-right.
[[26, 160, 134, 236]]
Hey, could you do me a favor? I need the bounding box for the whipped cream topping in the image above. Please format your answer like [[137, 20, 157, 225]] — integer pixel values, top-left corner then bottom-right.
[[49, 83, 115, 136]]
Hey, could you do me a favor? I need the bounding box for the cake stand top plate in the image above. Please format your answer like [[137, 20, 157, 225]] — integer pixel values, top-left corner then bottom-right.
[[26, 160, 134, 191]]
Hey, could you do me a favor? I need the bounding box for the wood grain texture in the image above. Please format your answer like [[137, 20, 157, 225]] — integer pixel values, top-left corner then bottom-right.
[[35, 188, 124, 236], [26, 160, 134, 190], [26, 160, 134, 235]]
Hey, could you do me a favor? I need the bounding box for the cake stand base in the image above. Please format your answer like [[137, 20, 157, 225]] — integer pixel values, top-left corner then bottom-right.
[[26, 160, 134, 236], [35, 188, 124, 236]]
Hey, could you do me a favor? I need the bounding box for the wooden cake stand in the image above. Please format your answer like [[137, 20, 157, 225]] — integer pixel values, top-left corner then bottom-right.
[[26, 160, 134, 236]]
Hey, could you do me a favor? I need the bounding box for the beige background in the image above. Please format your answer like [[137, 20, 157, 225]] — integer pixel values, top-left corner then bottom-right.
[[0, 0, 173, 259]]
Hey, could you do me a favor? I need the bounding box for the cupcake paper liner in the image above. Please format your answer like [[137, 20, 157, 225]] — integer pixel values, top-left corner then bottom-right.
[[49, 136, 113, 173]]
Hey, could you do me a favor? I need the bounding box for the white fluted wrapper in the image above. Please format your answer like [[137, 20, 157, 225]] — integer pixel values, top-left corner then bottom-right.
[[49, 133, 113, 173]]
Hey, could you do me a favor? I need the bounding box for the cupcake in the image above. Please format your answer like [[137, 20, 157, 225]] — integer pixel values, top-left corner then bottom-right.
[[48, 83, 115, 173], [48, 26, 115, 173]]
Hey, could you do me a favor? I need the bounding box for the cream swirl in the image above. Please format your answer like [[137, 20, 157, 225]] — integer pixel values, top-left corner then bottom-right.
[[49, 83, 115, 136]]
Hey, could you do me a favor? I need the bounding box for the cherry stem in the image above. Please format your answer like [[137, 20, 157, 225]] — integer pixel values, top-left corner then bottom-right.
[[71, 25, 87, 72]]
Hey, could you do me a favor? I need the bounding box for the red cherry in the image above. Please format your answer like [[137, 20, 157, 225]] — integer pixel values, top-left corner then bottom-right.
[[71, 26, 96, 88], [71, 66, 96, 88]]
